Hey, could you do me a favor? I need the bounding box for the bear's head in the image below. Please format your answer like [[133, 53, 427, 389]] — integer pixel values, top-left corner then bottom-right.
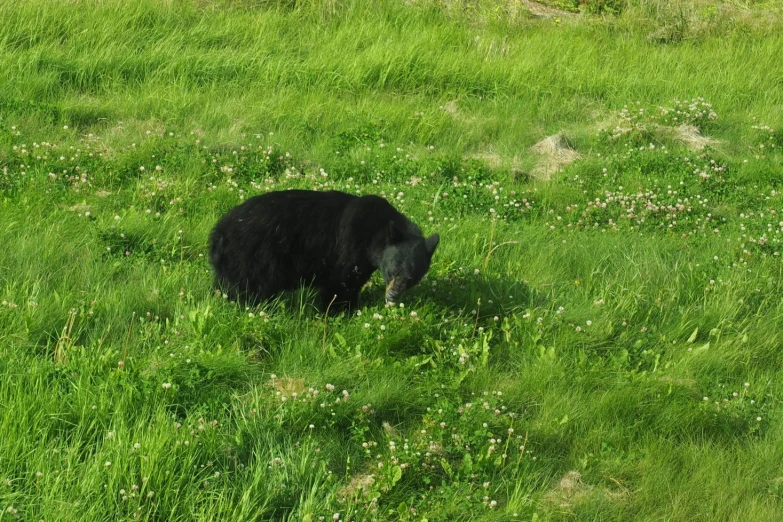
[[379, 226, 439, 304]]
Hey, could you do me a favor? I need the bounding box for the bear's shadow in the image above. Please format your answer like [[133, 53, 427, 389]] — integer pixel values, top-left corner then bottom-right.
[[360, 273, 540, 317]]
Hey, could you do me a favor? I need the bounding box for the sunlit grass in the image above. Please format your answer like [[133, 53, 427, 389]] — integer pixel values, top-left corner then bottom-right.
[[1, 1, 783, 520]]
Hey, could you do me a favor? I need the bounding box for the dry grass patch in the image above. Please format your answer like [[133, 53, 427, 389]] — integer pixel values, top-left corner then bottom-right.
[[597, 111, 720, 151], [337, 472, 377, 500], [530, 133, 581, 180], [523, 1, 579, 18], [666, 123, 718, 150], [543, 470, 630, 511], [268, 375, 308, 396]]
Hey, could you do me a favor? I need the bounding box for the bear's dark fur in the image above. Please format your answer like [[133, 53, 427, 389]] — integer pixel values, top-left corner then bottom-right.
[[209, 190, 439, 312]]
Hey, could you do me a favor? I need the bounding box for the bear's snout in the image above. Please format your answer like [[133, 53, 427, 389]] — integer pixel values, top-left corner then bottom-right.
[[385, 278, 399, 304]]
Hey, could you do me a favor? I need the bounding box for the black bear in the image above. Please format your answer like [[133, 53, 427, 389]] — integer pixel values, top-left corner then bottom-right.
[[209, 189, 439, 312]]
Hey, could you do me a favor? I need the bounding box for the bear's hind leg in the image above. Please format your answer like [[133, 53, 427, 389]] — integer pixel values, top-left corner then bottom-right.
[[320, 287, 359, 314], [214, 275, 278, 308]]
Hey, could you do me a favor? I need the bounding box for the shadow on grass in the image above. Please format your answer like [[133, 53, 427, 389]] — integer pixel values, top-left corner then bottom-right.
[[362, 273, 542, 317]]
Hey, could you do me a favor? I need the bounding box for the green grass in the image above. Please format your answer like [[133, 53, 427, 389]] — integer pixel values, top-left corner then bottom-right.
[[2, 0, 783, 520]]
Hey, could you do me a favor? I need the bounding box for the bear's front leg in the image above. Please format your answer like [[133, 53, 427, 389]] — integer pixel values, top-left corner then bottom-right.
[[320, 287, 360, 314]]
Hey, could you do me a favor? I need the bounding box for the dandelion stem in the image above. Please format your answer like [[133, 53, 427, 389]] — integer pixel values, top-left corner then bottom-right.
[[471, 298, 481, 339], [323, 294, 337, 351], [123, 312, 135, 363]]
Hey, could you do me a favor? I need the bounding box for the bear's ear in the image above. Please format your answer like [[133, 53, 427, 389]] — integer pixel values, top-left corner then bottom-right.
[[425, 233, 440, 255]]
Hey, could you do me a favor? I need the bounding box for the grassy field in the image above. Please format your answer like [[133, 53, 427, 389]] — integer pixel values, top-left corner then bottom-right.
[[2, 0, 783, 520]]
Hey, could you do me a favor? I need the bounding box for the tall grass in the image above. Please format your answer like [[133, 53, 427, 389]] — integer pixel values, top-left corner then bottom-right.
[[1, 0, 782, 157], [1, 0, 783, 520]]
